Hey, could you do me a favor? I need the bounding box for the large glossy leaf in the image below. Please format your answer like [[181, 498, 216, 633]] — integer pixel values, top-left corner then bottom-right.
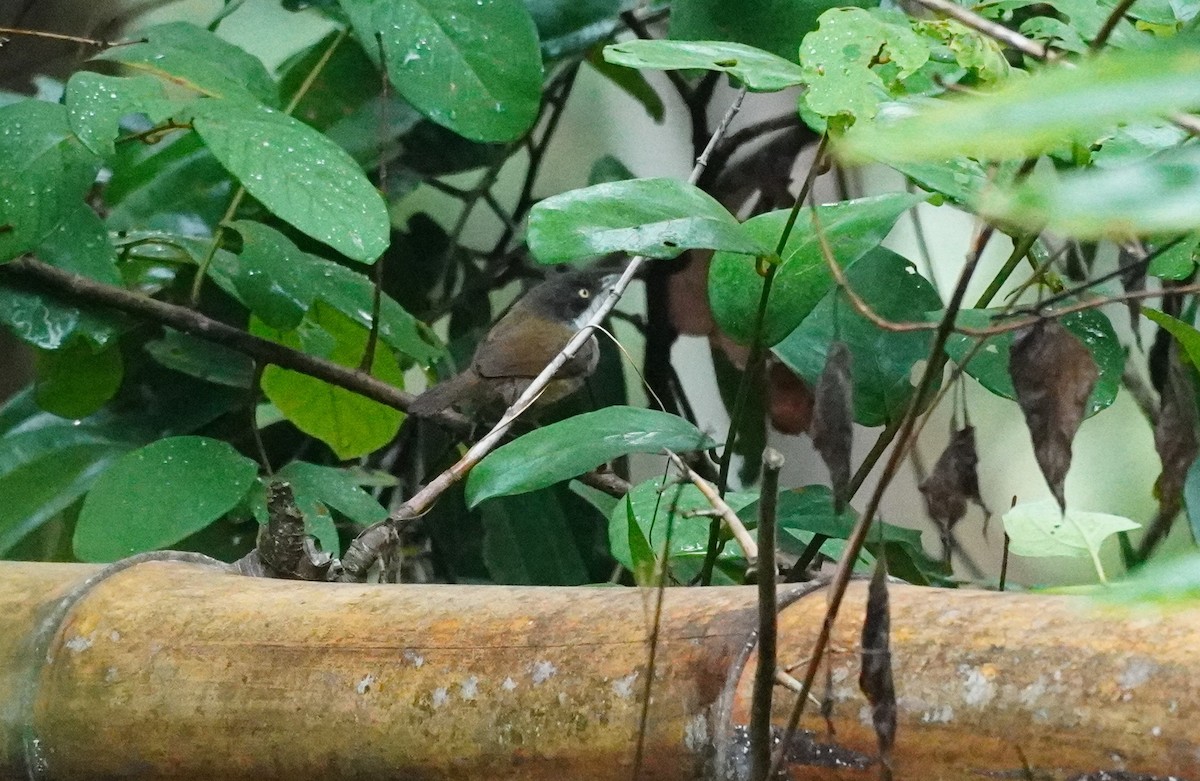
[[339, 0, 542, 143], [709, 192, 922, 346], [981, 146, 1200, 240], [144, 329, 255, 388], [669, 0, 874, 61], [944, 308, 1122, 418], [839, 37, 1200, 163], [216, 221, 441, 363], [94, 21, 278, 105], [527, 177, 768, 264], [773, 247, 941, 426], [190, 100, 390, 262], [0, 100, 101, 262], [64, 73, 175, 157], [481, 487, 592, 585], [608, 477, 758, 584], [74, 436, 259, 561], [603, 40, 805, 92], [254, 305, 406, 460], [466, 406, 717, 506]]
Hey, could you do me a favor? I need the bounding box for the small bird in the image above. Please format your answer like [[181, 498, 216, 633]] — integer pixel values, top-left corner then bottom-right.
[[409, 269, 619, 418]]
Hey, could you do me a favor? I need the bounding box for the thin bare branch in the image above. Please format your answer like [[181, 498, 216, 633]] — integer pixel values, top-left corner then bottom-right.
[[665, 450, 758, 562]]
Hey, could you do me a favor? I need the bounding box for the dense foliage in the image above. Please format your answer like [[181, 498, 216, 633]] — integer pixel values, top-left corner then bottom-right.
[[2, 0, 1200, 596]]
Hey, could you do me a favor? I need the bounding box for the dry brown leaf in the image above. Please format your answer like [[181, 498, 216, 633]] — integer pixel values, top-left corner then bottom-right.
[[859, 556, 895, 781], [1008, 321, 1098, 510], [1140, 348, 1200, 558], [811, 341, 854, 508], [919, 425, 989, 564]]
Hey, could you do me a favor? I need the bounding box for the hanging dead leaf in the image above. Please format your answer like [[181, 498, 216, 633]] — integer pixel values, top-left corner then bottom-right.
[[811, 341, 854, 509], [919, 425, 990, 565], [1008, 321, 1098, 510], [1139, 348, 1200, 559], [859, 556, 895, 781]]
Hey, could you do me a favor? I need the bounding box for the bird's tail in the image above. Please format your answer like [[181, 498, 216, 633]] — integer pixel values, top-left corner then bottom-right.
[[409, 371, 480, 417]]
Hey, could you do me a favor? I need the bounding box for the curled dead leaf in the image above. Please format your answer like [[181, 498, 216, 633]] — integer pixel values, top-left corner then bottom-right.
[[919, 425, 989, 564], [859, 557, 895, 781]]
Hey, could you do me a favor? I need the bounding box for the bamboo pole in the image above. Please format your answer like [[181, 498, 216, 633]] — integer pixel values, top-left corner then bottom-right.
[[0, 558, 1195, 780]]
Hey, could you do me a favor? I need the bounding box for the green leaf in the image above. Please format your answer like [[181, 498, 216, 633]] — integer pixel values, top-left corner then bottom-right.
[[144, 328, 255, 388], [217, 221, 442, 363], [94, 21, 278, 105], [603, 40, 805, 92], [889, 157, 989, 207], [773, 247, 941, 426], [0, 100, 101, 262], [466, 406, 717, 506], [944, 309, 1124, 418], [190, 100, 390, 262], [669, 0, 873, 61], [34, 340, 124, 419], [38, 204, 121, 286], [0, 284, 118, 351], [608, 477, 757, 581], [0, 444, 127, 555], [1003, 499, 1140, 580], [709, 192, 922, 346], [1144, 308, 1200, 368], [340, 0, 542, 143], [481, 488, 592, 585], [588, 154, 636, 186], [839, 36, 1200, 163], [74, 436, 259, 561], [1148, 236, 1199, 281], [254, 305, 406, 460], [527, 177, 768, 264], [64, 72, 174, 157], [981, 146, 1200, 240], [623, 493, 657, 585], [799, 8, 930, 124]]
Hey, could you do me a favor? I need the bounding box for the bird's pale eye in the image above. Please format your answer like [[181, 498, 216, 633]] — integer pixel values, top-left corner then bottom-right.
[[578, 288, 590, 298]]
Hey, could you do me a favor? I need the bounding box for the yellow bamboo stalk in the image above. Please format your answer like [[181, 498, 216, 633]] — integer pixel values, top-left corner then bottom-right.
[[0, 559, 1195, 780]]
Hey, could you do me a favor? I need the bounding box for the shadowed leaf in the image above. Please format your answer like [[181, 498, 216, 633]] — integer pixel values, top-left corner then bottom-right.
[[1008, 321, 1098, 509]]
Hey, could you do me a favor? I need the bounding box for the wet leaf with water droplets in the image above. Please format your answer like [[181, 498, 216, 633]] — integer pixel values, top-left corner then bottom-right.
[[75, 436, 258, 561], [340, 0, 541, 142], [191, 101, 389, 263], [65, 72, 175, 157]]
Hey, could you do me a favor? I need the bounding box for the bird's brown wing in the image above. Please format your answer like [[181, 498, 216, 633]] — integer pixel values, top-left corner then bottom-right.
[[473, 313, 594, 379]]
